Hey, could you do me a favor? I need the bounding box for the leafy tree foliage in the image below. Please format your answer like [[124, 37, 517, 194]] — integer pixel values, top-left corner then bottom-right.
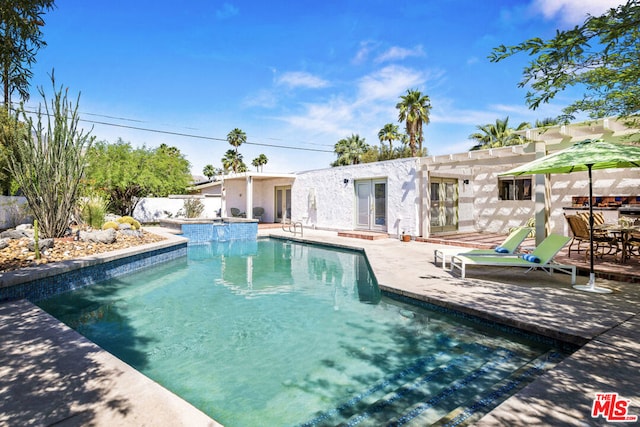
[[396, 89, 431, 156], [489, 1, 640, 122], [0, 0, 55, 107], [0, 108, 15, 194], [4, 77, 93, 238], [331, 134, 369, 166], [221, 148, 246, 173], [226, 128, 246, 172], [468, 117, 530, 151], [251, 153, 268, 172], [85, 139, 191, 216], [202, 164, 216, 180]]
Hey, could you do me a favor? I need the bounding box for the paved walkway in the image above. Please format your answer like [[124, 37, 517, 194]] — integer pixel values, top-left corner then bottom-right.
[[1, 227, 638, 426]]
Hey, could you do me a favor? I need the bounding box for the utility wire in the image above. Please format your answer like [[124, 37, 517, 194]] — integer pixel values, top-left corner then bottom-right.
[[20, 105, 336, 153]]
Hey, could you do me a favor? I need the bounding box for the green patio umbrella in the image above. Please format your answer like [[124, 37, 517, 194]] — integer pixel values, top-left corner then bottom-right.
[[500, 139, 640, 293]]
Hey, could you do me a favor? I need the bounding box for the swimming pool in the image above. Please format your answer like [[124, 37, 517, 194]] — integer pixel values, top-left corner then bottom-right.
[[37, 238, 566, 426]]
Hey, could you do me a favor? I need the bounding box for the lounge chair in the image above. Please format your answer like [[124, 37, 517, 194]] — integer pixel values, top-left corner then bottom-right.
[[433, 227, 533, 269], [252, 207, 265, 222], [230, 208, 245, 218], [450, 233, 576, 284]]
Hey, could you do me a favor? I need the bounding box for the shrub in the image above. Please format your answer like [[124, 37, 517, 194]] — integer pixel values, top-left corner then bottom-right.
[[180, 198, 205, 218], [78, 195, 108, 229], [101, 221, 119, 231]]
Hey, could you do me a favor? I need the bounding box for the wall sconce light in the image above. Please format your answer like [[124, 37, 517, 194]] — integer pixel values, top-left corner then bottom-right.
[[463, 179, 470, 185], [343, 178, 349, 184]]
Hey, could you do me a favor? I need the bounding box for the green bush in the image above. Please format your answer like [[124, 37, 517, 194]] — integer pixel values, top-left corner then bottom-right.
[[79, 195, 108, 229]]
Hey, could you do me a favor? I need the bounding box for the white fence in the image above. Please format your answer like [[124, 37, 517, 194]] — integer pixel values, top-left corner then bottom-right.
[[0, 195, 222, 229], [134, 196, 222, 223]]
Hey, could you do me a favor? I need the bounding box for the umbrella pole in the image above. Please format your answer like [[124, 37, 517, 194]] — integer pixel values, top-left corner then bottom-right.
[[573, 165, 612, 293]]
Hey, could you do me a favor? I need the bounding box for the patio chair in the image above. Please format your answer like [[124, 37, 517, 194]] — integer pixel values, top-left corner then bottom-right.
[[252, 207, 265, 222], [450, 233, 576, 284], [565, 214, 618, 258], [433, 226, 533, 269], [230, 208, 245, 218]]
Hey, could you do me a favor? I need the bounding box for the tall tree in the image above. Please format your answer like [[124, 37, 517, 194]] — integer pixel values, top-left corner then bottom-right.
[[4, 76, 93, 238], [222, 148, 245, 173], [85, 139, 191, 216], [226, 128, 246, 172], [489, 1, 640, 123], [378, 123, 400, 153], [0, 1, 55, 108], [251, 153, 268, 172], [203, 164, 216, 180], [396, 89, 431, 156], [468, 117, 530, 151], [331, 134, 369, 166]]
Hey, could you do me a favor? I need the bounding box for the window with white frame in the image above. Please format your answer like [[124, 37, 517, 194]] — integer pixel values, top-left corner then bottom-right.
[[498, 177, 532, 200]]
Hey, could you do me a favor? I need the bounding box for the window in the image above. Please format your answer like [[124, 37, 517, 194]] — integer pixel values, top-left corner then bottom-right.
[[498, 177, 532, 200]]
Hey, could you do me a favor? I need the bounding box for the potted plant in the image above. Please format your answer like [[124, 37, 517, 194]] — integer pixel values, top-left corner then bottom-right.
[[401, 231, 411, 242]]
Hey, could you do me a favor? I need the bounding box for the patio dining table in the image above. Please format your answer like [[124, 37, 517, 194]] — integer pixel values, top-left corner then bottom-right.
[[595, 223, 640, 263]]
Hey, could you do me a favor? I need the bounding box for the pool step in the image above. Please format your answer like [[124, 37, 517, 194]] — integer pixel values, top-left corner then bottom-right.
[[428, 349, 566, 427], [299, 343, 494, 427], [341, 347, 525, 427]]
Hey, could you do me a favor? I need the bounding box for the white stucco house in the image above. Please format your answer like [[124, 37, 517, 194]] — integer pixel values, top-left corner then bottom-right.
[[190, 118, 640, 242]]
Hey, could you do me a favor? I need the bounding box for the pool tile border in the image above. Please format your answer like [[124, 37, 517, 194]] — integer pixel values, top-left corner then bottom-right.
[[0, 233, 188, 303]]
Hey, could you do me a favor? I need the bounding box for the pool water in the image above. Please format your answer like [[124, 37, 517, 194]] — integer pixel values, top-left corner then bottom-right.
[[37, 238, 564, 426]]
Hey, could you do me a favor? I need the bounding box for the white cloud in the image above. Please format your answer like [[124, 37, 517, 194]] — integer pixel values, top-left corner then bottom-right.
[[276, 71, 330, 89], [375, 45, 425, 63], [216, 3, 239, 20], [278, 98, 354, 137], [357, 65, 426, 102], [532, 0, 625, 25], [352, 40, 378, 64]]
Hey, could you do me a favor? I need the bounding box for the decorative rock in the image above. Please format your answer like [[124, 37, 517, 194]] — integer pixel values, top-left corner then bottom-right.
[[0, 238, 8, 250], [104, 214, 120, 222], [1, 229, 30, 239], [27, 238, 54, 252], [118, 222, 132, 230], [79, 228, 117, 244], [120, 229, 142, 238], [16, 224, 33, 230]]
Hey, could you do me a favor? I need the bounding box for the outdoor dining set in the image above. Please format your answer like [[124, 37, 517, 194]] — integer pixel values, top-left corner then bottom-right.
[[565, 211, 640, 264]]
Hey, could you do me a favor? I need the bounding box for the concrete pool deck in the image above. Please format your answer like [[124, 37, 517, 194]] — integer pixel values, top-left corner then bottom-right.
[[1, 227, 638, 426]]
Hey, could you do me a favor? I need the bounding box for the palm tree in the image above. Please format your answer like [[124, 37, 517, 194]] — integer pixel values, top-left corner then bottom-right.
[[222, 149, 244, 173], [226, 128, 246, 163], [535, 117, 560, 128], [468, 117, 530, 151], [378, 123, 400, 153], [203, 164, 216, 180], [252, 154, 268, 172], [332, 134, 369, 166], [396, 89, 431, 156]]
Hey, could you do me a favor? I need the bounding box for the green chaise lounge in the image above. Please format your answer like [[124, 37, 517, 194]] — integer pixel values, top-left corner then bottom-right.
[[434, 226, 533, 269], [450, 233, 576, 284]]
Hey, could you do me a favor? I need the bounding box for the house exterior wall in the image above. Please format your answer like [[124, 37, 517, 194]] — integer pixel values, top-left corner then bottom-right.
[[291, 158, 420, 237], [223, 177, 294, 222], [422, 144, 640, 235]]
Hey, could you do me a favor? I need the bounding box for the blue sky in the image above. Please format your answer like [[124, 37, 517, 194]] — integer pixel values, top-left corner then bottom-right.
[[26, 0, 622, 176]]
